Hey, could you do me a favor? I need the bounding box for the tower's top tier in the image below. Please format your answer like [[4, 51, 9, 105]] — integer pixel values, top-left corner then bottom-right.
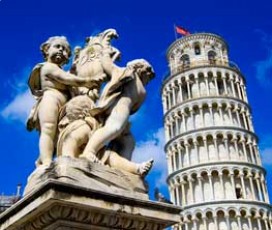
[[167, 33, 230, 74]]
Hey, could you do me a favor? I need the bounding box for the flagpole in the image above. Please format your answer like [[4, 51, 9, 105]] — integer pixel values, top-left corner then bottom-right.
[[173, 24, 178, 40]]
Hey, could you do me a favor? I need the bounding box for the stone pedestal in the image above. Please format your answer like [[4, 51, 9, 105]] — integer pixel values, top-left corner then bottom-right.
[[0, 158, 181, 229]]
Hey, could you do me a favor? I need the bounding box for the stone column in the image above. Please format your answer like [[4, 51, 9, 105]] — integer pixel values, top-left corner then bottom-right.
[[194, 140, 199, 164], [172, 85, 176, 106], [241, 139, 249, 162], [227, 105, 233, 125], [253, 144, 262, 165], [209, 104, 214, 126], [248, 114, 255, 132], [189, 108, 195, 130], [181, 180, 186, 206], [199, 106, 205, 127], [184, 221, 189, 230], [208, 173, 215, 200], [264, 218, 269, 230], [225, 214, 231, 229], [195, 77, 200, 98], [224, 136, 230, 160], [236, 81, 243, 100], [255, 173, 263, 201], [172, 149, 177, 171], [189, 178, 194, 204], [213, 135, 219, 160], [219, 172, 225, 199], [192, 218, 198, 230], [203, 137, 210, 161], [242, 111, 249, 130], [167, 89, 172, 108], [177, 144, 183, 168], [233, 138, 239, 157], [247, 215, 253, 230], [185, 143, 191, 167], [162, 93, 167, 113], [237, 215, 242, 230], [169, 118, 174, 138], [248, 142, 255, 164], [230, 78, 236, 97], [203, 217, 208, 230], [243, 85, 249, 103], [235, 109, 242, 127], [178, 82, 183, 103], [240, 172, 247, 199], [229, 172, 236, 199], [218, 104, 224, 125], [182, 113, 187, 133], [261, 175, 270, 203], [174, 114, 180, 136], [197, 174, 204, 202], [186, 78, 191, 99], [214, 76, 219, 95], [213, 214, 219, 230], [256, 215, 262, 230], [248, 173, 256, 200], [174, 181, 180, 205], [169, 183, 175, 202], [222, 76, 228, 95], [205, 75, 210, 95]]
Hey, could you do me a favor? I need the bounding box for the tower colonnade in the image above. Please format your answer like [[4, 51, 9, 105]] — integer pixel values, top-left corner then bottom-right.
[[162, 67, 248, 113], [180, 202, 271, 230], [164, 97, 254, 140], [162, 33, 271, 230]]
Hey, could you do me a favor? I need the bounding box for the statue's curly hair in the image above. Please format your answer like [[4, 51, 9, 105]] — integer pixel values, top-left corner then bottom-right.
[[40, 36, 71, 63], [127, 59, 155, 81]]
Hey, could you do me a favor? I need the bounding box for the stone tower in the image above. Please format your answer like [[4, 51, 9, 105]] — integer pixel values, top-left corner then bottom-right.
[[162, 33, 271, 229]]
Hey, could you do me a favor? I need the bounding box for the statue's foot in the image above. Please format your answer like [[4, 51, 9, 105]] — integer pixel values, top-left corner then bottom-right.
[[36, 160, 53, 170], [80, 153, 102, 165], [137, 159, 154, 177]]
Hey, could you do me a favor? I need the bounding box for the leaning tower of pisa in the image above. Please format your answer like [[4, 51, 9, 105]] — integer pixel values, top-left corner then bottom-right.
[[161, 33, 271, 230]]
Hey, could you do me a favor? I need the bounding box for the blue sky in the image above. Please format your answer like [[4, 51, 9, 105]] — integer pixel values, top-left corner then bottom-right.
[[0, 0, 272, 200]]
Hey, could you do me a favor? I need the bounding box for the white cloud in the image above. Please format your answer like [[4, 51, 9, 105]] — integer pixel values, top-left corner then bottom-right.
[[132, 127, 168, 188], [254, 30, 272, 87], [258, 135, 272, 166], [261, 147, 272, 166], [1, 90, 35, 122], [255, 51, 272, 87]]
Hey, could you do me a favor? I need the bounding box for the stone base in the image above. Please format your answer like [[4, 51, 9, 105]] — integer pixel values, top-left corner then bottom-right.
[[24, 156, 148, 200], [0, 180, 181, 230]]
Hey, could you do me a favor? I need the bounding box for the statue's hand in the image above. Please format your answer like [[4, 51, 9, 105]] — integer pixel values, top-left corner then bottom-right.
[[85, 73, 107, 89]]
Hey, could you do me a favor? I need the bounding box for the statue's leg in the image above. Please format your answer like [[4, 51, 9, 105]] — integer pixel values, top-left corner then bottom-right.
[[61, 124, 91, 158], [109, 123, 135, 160], [38, 97, 60, 166], [107, 151, 137, 174], [38, 92, 67, 167], [81, 105, 130, 161], [107, 151, 153, 176]]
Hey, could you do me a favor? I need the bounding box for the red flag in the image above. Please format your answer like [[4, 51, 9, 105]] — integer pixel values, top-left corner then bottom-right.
[[175, 25, 190, 36]]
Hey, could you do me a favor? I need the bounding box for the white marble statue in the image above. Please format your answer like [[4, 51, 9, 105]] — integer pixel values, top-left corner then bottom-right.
[[56, 29, 121, 159], [27, 30, 155, 178], [27, 36, 102, 167], [80, 59, 155, 175]]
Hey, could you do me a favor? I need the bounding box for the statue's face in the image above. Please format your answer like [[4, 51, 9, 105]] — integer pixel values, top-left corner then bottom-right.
[[47, 39, 70, 65], [138, 64, 154, 86]]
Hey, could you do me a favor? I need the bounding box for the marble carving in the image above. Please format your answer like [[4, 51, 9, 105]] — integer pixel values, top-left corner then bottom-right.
[[27, 29, 155, 180]]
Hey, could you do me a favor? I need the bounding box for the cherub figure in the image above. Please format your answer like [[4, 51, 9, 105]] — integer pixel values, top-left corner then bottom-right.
[[27, 36, 103, 167], [56, 29, 121, 159], [80, 59, 155, 175]]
